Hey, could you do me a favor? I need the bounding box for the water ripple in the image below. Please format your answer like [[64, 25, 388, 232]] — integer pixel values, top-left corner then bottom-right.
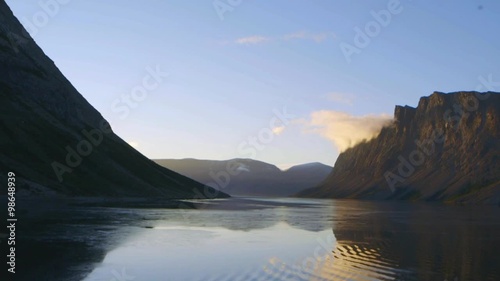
[[193, 242, 416, 281]]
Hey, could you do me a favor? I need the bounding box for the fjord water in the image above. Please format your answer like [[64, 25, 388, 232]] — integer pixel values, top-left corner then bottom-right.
[[17, 198, 500, 281]]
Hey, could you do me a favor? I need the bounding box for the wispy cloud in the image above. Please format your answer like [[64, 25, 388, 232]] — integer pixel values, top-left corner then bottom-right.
[[283, 31, 332, 43], [234, 31, 335, 45], [325, 92, 354, 105], [303, 110, 392, 152], [235, 35, 270, 45]]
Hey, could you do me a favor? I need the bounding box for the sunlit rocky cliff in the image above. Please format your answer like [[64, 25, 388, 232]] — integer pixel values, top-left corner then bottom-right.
[[298, 92, 500, 205]]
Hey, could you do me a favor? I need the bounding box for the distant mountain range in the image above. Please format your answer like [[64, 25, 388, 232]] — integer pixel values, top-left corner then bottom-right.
[[298, 92, 500, 205], [0, 1, 227, 199], [154, 159, 332, 197]]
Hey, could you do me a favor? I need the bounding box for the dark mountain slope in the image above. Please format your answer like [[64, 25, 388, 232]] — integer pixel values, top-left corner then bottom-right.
[[0, 1, 226, 198], [298, 92, 500, 205], [154, 158, 332, 196]]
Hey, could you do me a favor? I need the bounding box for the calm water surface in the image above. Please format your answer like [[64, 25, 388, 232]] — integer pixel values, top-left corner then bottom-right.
[[14, 197, 500, 281]]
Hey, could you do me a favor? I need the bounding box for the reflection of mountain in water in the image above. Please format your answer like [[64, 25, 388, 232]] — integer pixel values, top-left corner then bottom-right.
[[175, 197, 335, 232], [327, 201, 500, 281], [11, 199, 143, 281], [11, 197, 333, 281], [11, 198, 500, 281], [230, 200, 500, 281]]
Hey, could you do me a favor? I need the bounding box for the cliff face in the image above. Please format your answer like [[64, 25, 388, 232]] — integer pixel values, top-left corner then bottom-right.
[[298, 92, 500, 205], [0, 1, 227, 198]]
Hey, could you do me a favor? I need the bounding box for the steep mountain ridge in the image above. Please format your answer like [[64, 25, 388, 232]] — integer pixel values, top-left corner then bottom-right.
[[0, 1, 226, 198], [298, 91, 500, 205]]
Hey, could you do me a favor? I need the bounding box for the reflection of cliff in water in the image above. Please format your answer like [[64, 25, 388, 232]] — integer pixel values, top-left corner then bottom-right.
[[327, 200, 500, 281], [9, 197, 333, 281], [10, 199, 144, 281], [10, 198, 499, 281]]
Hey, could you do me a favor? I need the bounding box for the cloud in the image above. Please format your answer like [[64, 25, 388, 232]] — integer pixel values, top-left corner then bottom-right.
[[283, 31, 331, 43], [272, 126, 285, 135], [235, 35, 270, 45], [304, 110, 392, 152], [233, 31, 335, 45], [325, 92, 353, 105]]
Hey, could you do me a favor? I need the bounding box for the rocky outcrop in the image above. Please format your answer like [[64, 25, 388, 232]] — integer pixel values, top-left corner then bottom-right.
[[154, 158, 332, 197], [0, 1, 227, 198], [297, 91, 500, 205]]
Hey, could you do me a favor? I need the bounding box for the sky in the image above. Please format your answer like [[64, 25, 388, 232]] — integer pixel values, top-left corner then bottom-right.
[[5, 0, 500, 169]]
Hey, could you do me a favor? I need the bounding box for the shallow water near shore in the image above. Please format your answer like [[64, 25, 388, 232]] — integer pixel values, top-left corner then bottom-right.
[[13, 197, 500, 281]]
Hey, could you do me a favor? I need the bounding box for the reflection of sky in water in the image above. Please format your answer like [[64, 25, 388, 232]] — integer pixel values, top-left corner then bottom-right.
[[84, 219, 337, 281], [82, 198, 402, 281], [82, 198, 500, 281]]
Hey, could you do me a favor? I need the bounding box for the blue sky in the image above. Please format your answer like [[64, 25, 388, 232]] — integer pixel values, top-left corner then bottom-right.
[[6, 0, 500, 168]]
